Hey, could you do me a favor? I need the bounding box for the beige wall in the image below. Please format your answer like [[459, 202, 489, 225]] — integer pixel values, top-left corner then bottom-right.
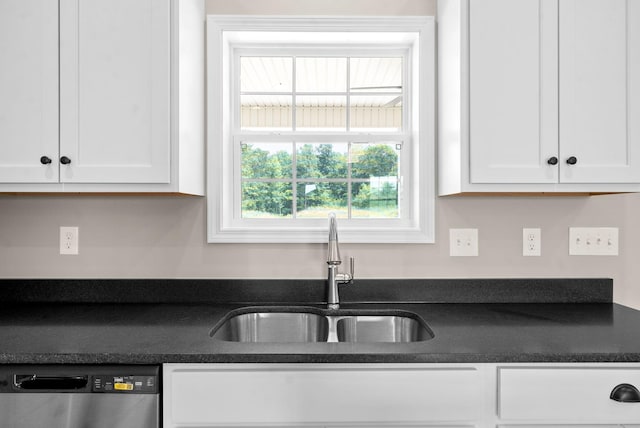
[[1, 0, 639, 309], [2, 193, 640, 307]]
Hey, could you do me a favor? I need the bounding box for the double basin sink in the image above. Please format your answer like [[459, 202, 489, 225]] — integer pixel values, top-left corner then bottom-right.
[[210, 306, 434, 343]]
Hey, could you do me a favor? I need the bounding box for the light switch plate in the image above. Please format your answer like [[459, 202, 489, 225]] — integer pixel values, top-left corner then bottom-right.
[[569, 227, 618, 256], [449, 228, 478, 257]]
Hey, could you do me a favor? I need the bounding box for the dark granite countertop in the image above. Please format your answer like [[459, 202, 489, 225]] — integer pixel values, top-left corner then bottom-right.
[[1, 278, 639, 364]]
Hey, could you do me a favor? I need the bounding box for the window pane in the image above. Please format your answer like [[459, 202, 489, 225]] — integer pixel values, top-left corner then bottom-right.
[[241, 95, 292, 130], [295, 96, 346, 130], [242, 182, 293, 218], [241, 143, 292, 179], [350, 142, 400, 179], [296, 182, 348, 218], [296, 143, 348, 179], [296, 57, 347, 92], [241, 57, 292, 92], [350, 57, 402, 92], [352, 179, 399, 219], [350, 95, 402, 131]]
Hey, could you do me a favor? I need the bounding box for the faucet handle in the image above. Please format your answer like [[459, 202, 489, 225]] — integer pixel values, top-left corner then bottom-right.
[[335, 257, 355, 285]]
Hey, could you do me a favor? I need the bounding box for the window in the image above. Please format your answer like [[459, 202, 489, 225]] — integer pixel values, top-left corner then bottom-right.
[[239, 53, 403, 220], [207, 16, 435, 243]]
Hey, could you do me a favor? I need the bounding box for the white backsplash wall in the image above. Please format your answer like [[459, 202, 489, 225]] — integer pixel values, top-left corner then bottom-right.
[[2, 0, 640, 309], [0, 193, 639, 308]]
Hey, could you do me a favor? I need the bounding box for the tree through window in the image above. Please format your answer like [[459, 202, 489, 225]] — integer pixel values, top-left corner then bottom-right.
[[240, 141, 401, 219]]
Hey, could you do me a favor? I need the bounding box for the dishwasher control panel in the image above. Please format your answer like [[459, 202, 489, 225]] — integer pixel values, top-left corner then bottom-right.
[[93, 375, 157, 394], [0, 365, 159, 394]]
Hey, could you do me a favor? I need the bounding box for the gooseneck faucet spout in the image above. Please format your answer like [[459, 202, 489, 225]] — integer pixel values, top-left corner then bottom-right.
[[327, 213, 341, 264], [326, 213, 354, 309]]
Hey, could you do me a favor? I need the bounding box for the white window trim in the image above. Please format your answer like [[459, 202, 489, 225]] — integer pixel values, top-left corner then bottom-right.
[[206, 16, 435, 243]]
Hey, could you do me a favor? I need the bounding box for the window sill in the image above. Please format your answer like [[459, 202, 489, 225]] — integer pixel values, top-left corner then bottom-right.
[[207, 224, 434, 244]]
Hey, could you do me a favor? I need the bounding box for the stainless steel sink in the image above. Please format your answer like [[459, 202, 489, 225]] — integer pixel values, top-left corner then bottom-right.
[[336, 315, 433, 343], [210, 307, 434, 343], [210, 311, 329, 343]]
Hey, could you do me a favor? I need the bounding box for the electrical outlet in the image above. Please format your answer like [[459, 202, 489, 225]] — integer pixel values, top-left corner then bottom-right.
[[569, 227, 618, 256], [523, 228, 541, 256], [449, 228, 479, 257], [60, 226, 79, 255]]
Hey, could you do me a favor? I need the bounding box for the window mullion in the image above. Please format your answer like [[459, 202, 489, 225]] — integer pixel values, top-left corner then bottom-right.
[[233, 137, 243, 220], [291, 57, 298, 218], [347, 141, 352, 220], [291, 141, 298, 219], [292, 55, 297, 132], [346, 58, 352, 219], [346, 57, 351, 133]]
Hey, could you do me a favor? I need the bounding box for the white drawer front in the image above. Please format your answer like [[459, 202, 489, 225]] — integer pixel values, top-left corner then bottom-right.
[[498, 367, 640, 422], [167, 365, 482, 425], [499, 425, 623, 428]]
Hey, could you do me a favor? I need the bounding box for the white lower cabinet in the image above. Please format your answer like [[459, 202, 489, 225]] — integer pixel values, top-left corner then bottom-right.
[[498, 367, 640, 423], [163, 363, 640, 428], [163, 363, 484, 428], [497, 365, 640, 427], [499, 426, 636, 428]]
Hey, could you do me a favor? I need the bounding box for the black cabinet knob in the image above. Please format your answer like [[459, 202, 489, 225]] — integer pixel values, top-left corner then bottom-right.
[[60, 156, 72, 165], [40, 156, 52, 165], [566, 156, 578, 165], [547, 157, 558, 165], [610, 383, 640, 403]]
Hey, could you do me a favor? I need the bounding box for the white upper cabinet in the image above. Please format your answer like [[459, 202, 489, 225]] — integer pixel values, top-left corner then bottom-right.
[[0, 0, 204, 194], [59, 0, 170, 184], [559, 0, 640, 184], [439, 0, 640, 194], [0, 0, 59, 183], [469, 0, 559, 184]]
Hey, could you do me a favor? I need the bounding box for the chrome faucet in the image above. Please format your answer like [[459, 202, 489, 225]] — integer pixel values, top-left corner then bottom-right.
[[326, 213, 354, 309]]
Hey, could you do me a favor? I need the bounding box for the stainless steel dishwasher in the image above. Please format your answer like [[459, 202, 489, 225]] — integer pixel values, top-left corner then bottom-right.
[[0, 365, 159, 428]]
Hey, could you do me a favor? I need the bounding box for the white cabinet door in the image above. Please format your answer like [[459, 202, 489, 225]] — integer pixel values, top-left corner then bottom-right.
[[499, 425, 622, 428], [498, 367, 640, 423], [163, 363, 484, 428], [59, 0, 171, 184], [559, 0, 640, 184], [469, 0, 559, 184], [0, 0, 59, 183]]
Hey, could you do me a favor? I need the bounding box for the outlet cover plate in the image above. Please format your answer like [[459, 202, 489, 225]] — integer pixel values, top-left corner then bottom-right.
[[569, 227, 618, 256], [523, 227, 541, 256], [60, 226, 79, 255], [450, 228, 479, 257]]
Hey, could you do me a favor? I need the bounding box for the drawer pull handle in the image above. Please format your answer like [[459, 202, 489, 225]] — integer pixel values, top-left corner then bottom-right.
[[610, 383, 640, 403]]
